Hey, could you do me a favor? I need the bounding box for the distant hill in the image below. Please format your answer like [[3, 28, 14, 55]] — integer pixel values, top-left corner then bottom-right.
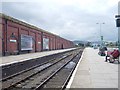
[[73, 40, 101, 45], [73, 40, 88, 45]]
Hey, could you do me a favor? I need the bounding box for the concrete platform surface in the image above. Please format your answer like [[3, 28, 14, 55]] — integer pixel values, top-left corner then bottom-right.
[[0, 48, 75, 66], [67, 47, 118, 88]]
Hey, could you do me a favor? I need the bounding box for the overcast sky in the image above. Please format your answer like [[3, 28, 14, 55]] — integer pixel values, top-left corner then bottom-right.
[[1, 0, 119, 41]]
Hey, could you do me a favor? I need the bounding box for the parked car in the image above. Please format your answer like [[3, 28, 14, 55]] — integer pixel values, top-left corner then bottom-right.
[[98, 46, 107, 56], [93, 45, 98, 49]]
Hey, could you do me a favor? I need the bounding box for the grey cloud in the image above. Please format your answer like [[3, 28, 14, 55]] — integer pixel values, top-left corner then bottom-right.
[[1, 1, 118, 41]]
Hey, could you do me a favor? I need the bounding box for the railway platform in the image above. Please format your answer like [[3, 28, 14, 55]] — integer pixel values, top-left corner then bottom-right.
[[0, 48, 75, 66], [67, 47, 118, 88]]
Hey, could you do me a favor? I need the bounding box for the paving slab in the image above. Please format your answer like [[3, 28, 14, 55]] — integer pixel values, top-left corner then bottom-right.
[[67, 47, 118, 88]]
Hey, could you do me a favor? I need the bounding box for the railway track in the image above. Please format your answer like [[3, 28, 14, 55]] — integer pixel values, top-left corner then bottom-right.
[[1, 51, 71, 80], [1, 48, 83, 90], [41, 51, 82, 89]]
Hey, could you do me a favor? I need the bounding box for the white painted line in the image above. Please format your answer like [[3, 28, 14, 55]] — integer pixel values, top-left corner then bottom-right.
[[66, 49, 85, 88], [0, 58, 33, 67], [0, 48, 76, 67]]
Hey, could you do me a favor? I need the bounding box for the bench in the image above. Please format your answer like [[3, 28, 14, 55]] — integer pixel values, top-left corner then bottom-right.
[[105, 50, 120, 64]]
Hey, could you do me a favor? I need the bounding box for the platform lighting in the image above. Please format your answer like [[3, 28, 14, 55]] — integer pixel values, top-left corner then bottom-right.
[[115, 15, 120, 51], [115, 2, 120, 51], [96, 22, 105, 46]]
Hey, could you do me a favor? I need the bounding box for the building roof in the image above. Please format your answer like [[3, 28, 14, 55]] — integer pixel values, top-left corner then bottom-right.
[[0, 13, 60, 37]]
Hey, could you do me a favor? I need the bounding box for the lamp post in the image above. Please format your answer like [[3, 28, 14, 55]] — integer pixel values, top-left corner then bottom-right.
[[96, 22, 105, 46], [115, 2, 120, 51]]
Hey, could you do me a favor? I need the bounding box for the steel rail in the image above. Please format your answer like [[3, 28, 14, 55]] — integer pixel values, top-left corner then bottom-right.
[[34, 52, 79, 90], [1, 58, 56, 81], [1, 50, 75, 81], [61, 51, 82, 89], [2, 53, 72, 90]]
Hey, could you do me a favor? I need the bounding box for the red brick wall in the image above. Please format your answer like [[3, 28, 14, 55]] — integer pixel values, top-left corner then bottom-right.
[[0, 24, 2, 55]]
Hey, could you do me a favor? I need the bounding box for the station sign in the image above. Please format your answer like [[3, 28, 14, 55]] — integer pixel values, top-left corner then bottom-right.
[[101, 36, 103, 41], [10, 39, 17, 43], [116, 19, 120, 27]]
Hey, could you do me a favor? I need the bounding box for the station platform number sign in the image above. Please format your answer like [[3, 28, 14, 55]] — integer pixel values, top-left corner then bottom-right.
[[116, 19, 120, 27], [101, 36, 103, 41]]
